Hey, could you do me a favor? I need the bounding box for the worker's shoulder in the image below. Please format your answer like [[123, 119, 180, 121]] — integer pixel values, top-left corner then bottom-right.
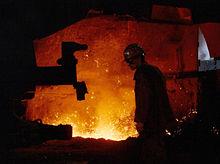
[[135, 63, 156, 79], [140, 63, 162, 75]]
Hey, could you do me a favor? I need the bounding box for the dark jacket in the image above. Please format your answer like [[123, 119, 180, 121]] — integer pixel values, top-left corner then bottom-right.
[[134, 63, 175, 133]]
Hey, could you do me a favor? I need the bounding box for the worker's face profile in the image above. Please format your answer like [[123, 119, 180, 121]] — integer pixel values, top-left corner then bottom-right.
[[124, 55, 140, 70], [126, 58, 138, 70]]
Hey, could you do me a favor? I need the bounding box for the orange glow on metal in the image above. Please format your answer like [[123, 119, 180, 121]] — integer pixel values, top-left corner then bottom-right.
[[26, 16, 141, 141], [26, 46, 138, 140]]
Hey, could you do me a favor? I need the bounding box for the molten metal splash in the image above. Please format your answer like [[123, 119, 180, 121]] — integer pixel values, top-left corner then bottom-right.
[[27, 81, 138, 141], [26, 62, 138, 140], [26, 16, 141, 141], [26, 51, 138, 140]]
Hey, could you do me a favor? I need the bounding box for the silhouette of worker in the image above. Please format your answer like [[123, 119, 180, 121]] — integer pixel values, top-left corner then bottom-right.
[[124, 43, 176, 164]]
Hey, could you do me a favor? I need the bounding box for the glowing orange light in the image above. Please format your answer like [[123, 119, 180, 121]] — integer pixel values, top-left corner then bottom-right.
[[25, 14, 199, 141], [26, 16, 140, 141]]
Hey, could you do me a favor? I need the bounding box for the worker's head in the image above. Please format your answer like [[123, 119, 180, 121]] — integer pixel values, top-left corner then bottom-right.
[[123, 43, 145, 70]]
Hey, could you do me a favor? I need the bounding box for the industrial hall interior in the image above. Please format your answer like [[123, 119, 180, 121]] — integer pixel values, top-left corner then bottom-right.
[[0, 0, 219, 164]]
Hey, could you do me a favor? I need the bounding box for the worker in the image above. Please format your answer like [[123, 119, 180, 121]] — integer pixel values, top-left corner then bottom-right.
[[123, 43, 176, 164]]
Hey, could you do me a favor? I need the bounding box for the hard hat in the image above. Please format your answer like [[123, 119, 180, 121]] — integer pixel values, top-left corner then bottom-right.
[[123, 43, 145, 62]]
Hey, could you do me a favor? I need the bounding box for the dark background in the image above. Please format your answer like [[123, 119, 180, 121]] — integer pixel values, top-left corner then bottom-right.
[[0, 1, 219, 163]]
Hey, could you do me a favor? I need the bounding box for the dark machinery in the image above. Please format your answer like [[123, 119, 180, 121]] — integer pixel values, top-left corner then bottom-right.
[[30, 42, 88, 100], [1, 42, 88, 147]]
